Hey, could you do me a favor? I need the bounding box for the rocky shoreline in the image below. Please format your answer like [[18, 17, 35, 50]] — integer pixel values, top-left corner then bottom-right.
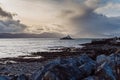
[[0, 37, 120, 80]]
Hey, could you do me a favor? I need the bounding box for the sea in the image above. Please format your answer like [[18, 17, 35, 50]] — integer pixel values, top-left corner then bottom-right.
[[0, 38, 92, 58]]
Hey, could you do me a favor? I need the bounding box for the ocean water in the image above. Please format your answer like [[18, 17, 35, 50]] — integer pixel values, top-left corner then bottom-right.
[[0, 38, 92, 58]]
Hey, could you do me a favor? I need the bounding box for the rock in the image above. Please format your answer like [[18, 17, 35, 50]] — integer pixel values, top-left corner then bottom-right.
[[50, 64, 81, 80], [17, 74, 28, 80], [77, 54, 95, 65], [42, 71, 60, 80], [83, 76, 96, 80], [79, 61, 96, 79], [108, 53, 120, 66], [0, 76, 9, 80], [96, 62, 116, 80], [8, 75, 17, 80], [33, 54, 96, 80], [32, 59, 61, 80], [4, 60, 16, 65], [96, 53, 120, 70], [0, 53, 117, 80], [41, 65, 76, 80], [96, 54, 107, 64]]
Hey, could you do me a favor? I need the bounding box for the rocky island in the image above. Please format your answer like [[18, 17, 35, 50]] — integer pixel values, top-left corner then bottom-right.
[[60, 35, 73, 40], [0, 37, 120, 80]]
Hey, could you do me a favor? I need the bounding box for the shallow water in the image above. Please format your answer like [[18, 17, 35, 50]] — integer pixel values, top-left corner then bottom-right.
[[0, 38, 92, 58]]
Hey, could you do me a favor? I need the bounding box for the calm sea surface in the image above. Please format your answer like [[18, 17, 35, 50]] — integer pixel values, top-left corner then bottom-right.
[[0, 38, 92, 58]]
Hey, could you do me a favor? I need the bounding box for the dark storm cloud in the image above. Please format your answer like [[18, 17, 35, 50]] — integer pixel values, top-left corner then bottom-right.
[[0, 7, 13, 19], [0, 6, 27, 33], [0, 19, 27, 33], [55, 0, 120, 37], [71, 12, 120, 37]]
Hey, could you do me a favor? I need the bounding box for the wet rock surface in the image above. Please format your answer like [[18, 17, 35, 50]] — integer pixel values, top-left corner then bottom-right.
[[0, 53, 119, 80], [32, 53, 120, 80]]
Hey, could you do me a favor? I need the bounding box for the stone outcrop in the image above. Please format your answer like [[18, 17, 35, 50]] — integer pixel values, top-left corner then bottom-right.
[[32, 53, 120, 80], [0, 53, 119, 80]]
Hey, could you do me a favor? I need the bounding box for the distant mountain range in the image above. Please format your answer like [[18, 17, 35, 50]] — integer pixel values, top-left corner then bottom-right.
[[0, 33, 64, 38]]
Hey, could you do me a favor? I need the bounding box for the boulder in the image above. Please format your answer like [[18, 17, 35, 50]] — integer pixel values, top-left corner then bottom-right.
[[42, 71, 60, 80], [32, 59, 61, 80], [107, 53, 120, 66], [77, 54, 95, 65], [17, 74, 28, 80], [96, 62, 116, 80], [46, 64, 80, 80], [96, 54, 107, 64], [33, 54, 96, 80], [79, 61, 96, 78], [0, 76, 9, 80], [83, 76, 96, 80]]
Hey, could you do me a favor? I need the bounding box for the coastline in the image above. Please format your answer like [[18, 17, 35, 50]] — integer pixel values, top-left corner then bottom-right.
[[0, 37, 119, 80]]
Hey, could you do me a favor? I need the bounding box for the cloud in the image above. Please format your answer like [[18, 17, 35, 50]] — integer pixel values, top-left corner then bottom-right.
[[36, 32, 64, 38], [96, 3, 120, 17], [0, 19, 27, 33], [27, 0, 119, 38], [1, 0, 120, 38], [0, 7, 13, 19], [0, 6, 27, 33], [71, 13, 120, 37], [53, 0, 120, 37], [26, 24, 67, 35]]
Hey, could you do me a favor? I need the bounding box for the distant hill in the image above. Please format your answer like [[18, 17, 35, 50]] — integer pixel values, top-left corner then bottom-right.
[[0, 32, 64, 38]]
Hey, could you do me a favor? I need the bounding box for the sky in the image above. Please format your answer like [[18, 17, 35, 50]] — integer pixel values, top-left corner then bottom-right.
[[0, 0, 120, 38]]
